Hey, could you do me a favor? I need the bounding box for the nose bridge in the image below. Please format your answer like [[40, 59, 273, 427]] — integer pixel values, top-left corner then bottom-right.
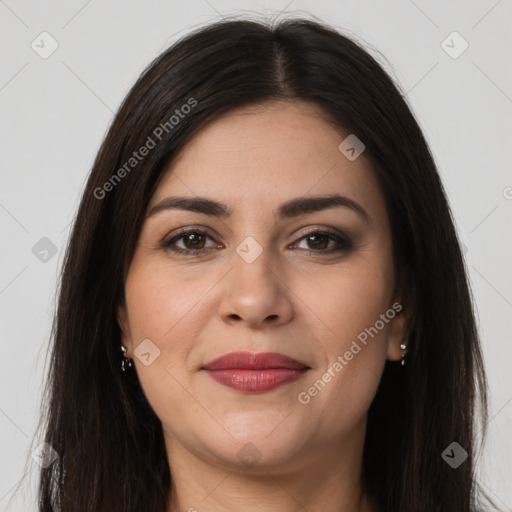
[[218, 234, 293, 327], [231, 235, 281, 298]]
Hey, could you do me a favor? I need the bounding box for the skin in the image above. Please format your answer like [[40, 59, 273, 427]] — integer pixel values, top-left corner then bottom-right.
[[118, 100, 411, 512]]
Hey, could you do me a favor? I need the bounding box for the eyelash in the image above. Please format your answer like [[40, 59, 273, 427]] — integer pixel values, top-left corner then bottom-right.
[[161, 227, 354, 256]]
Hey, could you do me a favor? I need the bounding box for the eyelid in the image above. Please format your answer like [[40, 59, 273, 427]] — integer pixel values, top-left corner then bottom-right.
[[293, 226, 350, 242], [163, 225, 215, 240]]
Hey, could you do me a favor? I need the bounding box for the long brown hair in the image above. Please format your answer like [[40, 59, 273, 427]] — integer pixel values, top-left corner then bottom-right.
[[24, 16, 498, 511]]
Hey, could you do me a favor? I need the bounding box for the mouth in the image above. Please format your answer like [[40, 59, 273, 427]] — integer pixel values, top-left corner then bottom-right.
[[202, 351, 311, 392]]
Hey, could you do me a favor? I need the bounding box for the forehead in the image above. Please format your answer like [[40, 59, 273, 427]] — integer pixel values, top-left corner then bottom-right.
[[149, 100, 387, 223]]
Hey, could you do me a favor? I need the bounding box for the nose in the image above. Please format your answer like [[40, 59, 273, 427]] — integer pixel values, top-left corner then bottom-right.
[[217, 247, 294, 329]]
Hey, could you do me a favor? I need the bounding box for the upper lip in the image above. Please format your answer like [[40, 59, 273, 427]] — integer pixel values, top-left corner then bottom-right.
[[202, 351, 310, 371]]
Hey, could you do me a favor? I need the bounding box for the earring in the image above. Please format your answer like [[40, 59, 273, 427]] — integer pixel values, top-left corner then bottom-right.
[[400, 338, 408, 366], [121, 344, 133, 372]]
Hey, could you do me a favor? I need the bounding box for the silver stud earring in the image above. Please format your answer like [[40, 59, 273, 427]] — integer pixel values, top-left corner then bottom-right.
[[121, 344, 133, 372], [400, 338, 408, 366]]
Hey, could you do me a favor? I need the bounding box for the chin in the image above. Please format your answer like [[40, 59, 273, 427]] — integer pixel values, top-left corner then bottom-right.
[[198, 424, 310, 471]]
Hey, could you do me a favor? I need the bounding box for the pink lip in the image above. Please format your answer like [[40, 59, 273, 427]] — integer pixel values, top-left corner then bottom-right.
[[202, 351, 310, 392]]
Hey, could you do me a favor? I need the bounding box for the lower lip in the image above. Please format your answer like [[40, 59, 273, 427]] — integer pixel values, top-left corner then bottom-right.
[[203, 368, 308, 392]]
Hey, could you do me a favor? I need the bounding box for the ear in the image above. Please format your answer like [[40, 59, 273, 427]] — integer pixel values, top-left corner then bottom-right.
[[386, 271, 416, 362], [117, 301, 133, 357]]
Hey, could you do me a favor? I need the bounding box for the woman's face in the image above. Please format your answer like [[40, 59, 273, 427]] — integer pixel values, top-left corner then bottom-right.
[[118, 100, 408, 474]]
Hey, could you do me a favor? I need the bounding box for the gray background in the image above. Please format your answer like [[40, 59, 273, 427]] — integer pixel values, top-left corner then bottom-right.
[[1, 1, 511, 510]]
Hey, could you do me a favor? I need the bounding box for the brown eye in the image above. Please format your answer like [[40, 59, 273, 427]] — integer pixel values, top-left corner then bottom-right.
[[303, 233, 330, 250], [162, 229, 218, 255], [180, 232, 207, 250], [293, 230, 353, 254]]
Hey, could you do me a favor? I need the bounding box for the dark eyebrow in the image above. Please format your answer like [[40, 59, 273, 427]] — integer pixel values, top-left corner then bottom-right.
[[147, 194, 371, 224]]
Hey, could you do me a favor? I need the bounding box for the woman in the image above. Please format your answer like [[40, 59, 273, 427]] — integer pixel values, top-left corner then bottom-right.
[[33, 16, 499, 512]]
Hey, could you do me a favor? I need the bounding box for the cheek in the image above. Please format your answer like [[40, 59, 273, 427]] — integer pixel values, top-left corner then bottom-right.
[[303, 256, 392, 347], [296, 259, 391, 419], [123, 261, 206, 386], [123, 262, 211, 428], [124, 258, 212, 343]]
